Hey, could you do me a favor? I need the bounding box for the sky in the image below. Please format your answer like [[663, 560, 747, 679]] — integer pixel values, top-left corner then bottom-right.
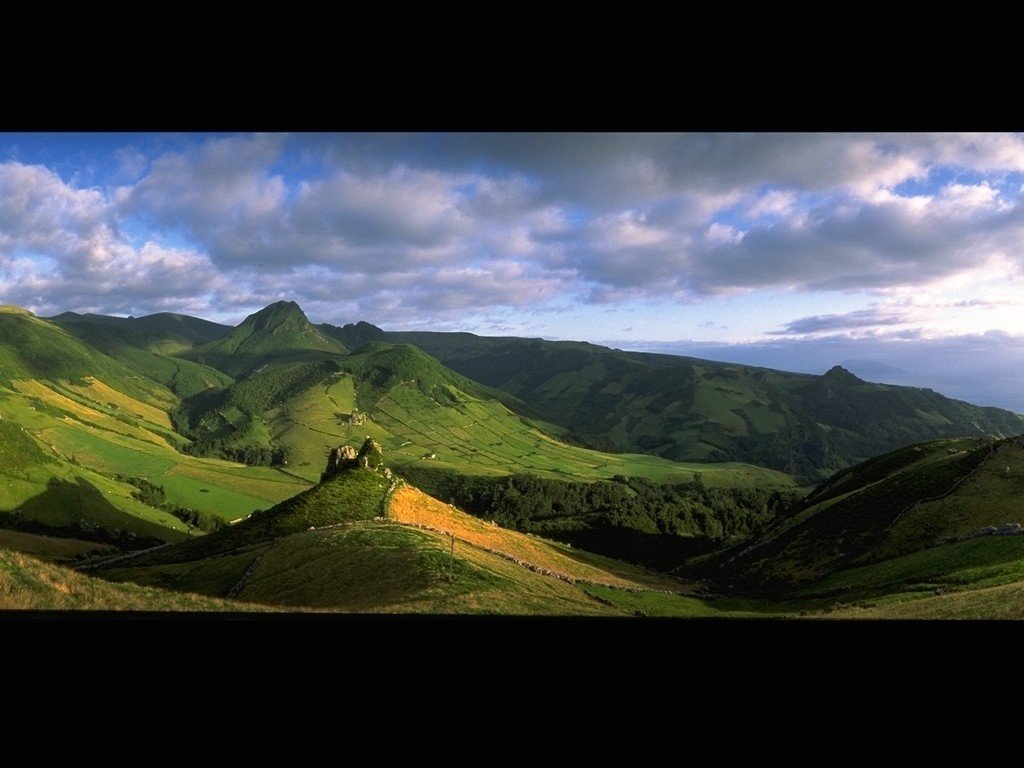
[[2, 131, 1024, 410]]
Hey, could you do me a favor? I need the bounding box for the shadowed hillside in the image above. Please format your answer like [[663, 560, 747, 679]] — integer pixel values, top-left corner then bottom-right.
[[690, 434, 1024, 600], [387, 331, 1024, 482]]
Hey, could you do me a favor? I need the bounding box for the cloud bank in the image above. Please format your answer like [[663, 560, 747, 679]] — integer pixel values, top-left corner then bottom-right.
[[2, 132, 1024, 343]]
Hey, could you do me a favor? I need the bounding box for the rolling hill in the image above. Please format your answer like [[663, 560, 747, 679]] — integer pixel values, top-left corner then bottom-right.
[[11, 298, 1024, 618], [49, 309, 231, 354], [93, 440, 685, 614], [0, 302, 795, 581], [687, 433, 1024, 601], [386, 331, 1024, 482], [159, 303, 787, 490]]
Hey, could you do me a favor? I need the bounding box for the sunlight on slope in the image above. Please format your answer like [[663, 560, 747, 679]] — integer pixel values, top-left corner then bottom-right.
[[62, 376, 174, 429], [12, 380, 174, 449], [387, 484, 678, 590]]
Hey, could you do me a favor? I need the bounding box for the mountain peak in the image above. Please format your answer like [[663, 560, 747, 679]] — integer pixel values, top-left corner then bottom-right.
[[242, 301, 310, 332], [180, 300, 344, 376], [823, 365, 863, 383]]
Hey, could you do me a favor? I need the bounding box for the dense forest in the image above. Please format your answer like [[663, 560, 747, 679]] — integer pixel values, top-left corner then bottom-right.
[[397, 466, 801, 568]]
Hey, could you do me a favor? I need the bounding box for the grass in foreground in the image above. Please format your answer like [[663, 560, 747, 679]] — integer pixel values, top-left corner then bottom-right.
[[0, 529, 116, 563], [829, 579, 1024, 619], [0, 547, 272, 611], [239, 524, 621, 615]]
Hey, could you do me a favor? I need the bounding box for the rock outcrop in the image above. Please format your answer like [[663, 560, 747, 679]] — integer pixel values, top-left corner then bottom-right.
[[321, 437, 384, 480], [357, 437, 384, 470]]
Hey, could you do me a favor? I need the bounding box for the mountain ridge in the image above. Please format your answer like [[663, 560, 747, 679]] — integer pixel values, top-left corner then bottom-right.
[[386, 331, 1024, 482], [32, 300, 1024, 483]]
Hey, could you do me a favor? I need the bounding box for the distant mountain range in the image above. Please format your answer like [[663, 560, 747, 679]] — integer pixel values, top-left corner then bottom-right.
[[840, 359, 909, 378], [41, 301, 1024, 484], [386, 330, 1023, 481]]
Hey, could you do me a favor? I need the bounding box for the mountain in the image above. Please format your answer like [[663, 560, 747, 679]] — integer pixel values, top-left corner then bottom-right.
[[386, 332, 1024, 482], [176, 338, 784, 488], [48, 300, 1022, 486], [49, 310, 231, 354], [0, 307, 308, 546], [9, 298, 1024, 617], [178, 301, 347, 378], [319, 320, 386, 350], [48, 312, 234, 401], [0, 306, 168, 394]]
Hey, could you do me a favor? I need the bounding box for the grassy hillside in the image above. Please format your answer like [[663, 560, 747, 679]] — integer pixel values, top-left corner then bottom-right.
[[0, 311, 309, 540], [0, 305, 786, 572], [829, 579, 1024, 619], [694, 434, 1024, 595], [0, 309, 164, 401], [237, 525, 620, 614], [265, 367, 791, 486], [388, 331, 1024, 482], [52, 321, 233, 401], [0, 375, 304, 529], [173, 334, 791, 488], [0, 529, 116, 563], [0, 547, 270, 611], [49, 310, 230, 354], [95, 457, 689, 615]]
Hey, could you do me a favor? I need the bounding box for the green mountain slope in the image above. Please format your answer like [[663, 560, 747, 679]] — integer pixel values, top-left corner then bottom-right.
[[49, 310, 230, 353], [387, 331, 1024, 482], [0, 309, 308, 542], [0, 307, 164, 399], [696, 434, 1024, 596], [179, 301, 346, 377], [170, 325, 785, 487], [318, 319, 386, 350]]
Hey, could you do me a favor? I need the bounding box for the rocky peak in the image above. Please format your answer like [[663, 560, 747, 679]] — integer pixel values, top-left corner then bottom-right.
[[321, 437, 385, 481]]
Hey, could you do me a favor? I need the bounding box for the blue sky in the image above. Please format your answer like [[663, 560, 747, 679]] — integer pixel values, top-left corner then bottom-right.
[[3, 132, 1024, 409]]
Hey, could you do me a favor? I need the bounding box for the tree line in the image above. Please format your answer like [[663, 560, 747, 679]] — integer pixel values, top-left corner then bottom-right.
[[397, 466, 800, 568]]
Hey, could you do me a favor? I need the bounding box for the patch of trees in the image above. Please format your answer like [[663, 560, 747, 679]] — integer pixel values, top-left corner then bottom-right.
[[397, 466, 800, 568], [170, 363, 325, 466], [180, 438, 287, 467]]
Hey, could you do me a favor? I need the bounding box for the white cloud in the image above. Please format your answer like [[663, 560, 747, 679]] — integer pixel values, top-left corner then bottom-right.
[[5, 131, 1024, 346]]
